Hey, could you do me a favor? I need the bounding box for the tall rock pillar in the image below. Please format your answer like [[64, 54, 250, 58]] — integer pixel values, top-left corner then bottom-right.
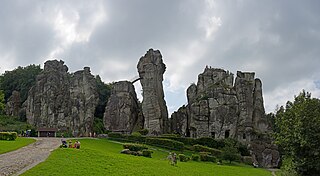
[[137, 49, 168, 135]]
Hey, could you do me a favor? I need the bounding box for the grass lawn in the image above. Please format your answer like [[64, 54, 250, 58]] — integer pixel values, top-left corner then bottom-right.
[[22, 139, 271, 176], [0, 137, 36, 154]]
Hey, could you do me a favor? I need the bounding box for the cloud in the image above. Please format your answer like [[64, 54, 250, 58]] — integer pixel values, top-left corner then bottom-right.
[[1, 0, 320, 115]]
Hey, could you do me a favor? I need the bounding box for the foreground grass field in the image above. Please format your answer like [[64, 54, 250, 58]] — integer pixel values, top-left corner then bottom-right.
[[22, 139, 271, 176], [0, 137, 36, 154]]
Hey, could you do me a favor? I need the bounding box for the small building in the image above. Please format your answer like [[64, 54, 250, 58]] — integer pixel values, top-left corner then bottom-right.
[[37, 128, 58, 137]]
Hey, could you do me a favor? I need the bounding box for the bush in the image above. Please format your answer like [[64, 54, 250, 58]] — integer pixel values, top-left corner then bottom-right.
[[193, 144, 222, 157], [108, 132, 124, 139], [178, 154, 188, 162], [146, 137, 184, 151], [221, 146, 241, 164], [0, 132, 17, 140], [123, 143, 148, 151], [159, 136, 197, 146], [191, 154, 200, 161], [161, 134, 180, 138], [199, 152, 216, 162], [142, 149, 153, 158], [196, 137, 220, 148], [126, 134, 146, 143], [137, 129, 149, 135]]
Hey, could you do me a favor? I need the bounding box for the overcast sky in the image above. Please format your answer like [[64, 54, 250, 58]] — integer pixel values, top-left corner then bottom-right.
[[1, 0, 320, 115]]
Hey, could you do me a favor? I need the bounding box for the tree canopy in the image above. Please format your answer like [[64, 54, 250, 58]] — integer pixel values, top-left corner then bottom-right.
[[274, 90, 320, 175], [0, 64, 42, 104]]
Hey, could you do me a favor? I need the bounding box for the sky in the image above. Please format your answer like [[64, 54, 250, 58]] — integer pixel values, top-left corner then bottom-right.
[[1, 0, 320, 115]]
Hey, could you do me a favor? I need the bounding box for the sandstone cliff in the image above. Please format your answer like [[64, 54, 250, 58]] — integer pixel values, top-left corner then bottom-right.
[[137, 49, 168, 135], [25, 60, 98, 136], [5, 90, 21, 117], [103, 81, 143, 133]]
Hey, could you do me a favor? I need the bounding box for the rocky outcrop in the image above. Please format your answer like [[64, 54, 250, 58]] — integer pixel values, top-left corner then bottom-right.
[[249, 140, 280, 168], [25, 60, 98, 136], [170, 105, 189, 136], [170, 66, 277, 167], [103, 81, 143, 133], [176, 66, 269, 140], [5, 90, 21, 117], [137, 49, 168, 135]]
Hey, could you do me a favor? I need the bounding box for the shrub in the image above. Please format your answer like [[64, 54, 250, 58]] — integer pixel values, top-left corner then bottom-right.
[[137, 129, 149, 135], [196, 137, 221, 149], [161, 134, 179, 138], [108, 132, 124, 139], [126, 135, 146, 143], [221, 146, 241, 164], [191, 154, 200, 161], [193, 144, 222, 157], [178, 154, 188, 162], [199, 152, 216, 162], [123, 143, 148, 151], [142, 149, 153, 158], [0, 132, 17, 141], [159, 136, 197, 146], [146, 137, 184, 151]]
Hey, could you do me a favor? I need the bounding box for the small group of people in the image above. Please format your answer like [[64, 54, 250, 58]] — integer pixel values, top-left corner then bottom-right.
[[167, 152, 177, 166], [60, 138, 81, 149]]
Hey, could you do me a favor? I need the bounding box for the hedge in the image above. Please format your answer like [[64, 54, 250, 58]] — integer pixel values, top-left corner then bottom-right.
[[145, 137, 184, 151], [199, 152, 216, 162], [0, 132, 18, 141], [193, 144, 222, 157], [178, 154, 189, 162], [123, 143, 148, 151]]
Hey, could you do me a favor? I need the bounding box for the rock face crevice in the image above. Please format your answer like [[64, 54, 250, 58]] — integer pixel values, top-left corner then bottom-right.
[[137, 49, 168, 135], [103, 81, 143, 133], [25, 60, 98, 136]]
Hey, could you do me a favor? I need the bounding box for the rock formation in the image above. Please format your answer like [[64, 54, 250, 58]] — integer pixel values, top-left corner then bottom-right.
[[5, 90, 21, 117], [170, 66, 278, 167], [103, 81, 143, 133], [137, 49, 168, 135], [172, 66, 270, 140], [25, 60, 98, 136]]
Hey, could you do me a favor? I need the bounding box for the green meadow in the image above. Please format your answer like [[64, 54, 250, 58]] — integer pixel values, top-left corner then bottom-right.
[[0, 137, 35, 154], [22, 139, 271, 176]]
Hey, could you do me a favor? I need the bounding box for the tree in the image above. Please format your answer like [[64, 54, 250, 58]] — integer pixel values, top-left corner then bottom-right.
[[0, 64, 42, 104], [274, 90, 320, 175], [0, 90, 5, 114], [221, 145, 241, 164]]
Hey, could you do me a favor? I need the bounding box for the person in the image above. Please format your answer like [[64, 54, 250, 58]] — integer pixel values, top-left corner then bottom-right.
[[167, 152, 174, 165], [172, 153, 177, 166], [60, 137, 67, 148], [68, 140, 73, 148], [74, 140, 81, 149]]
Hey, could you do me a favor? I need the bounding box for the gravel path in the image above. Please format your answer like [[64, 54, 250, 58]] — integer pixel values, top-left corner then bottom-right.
[[0, 137, 61, 176]]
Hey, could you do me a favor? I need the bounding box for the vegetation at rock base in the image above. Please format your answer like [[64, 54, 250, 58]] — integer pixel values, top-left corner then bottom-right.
[[0, 115, 34, 133], [21, 139, 271, 176], [0, 90, 5, 114], [274, 90, 320, 175], [0, 137, 35, 154], [0, 64, 42, 103]]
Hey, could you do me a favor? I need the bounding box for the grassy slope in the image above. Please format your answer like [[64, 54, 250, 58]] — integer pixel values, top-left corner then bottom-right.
[[22, 139, 271, 176], [0, 137, 35, 154]]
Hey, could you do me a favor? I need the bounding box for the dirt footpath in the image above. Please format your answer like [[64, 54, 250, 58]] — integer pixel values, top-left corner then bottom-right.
[[0, 138, 61, 176]]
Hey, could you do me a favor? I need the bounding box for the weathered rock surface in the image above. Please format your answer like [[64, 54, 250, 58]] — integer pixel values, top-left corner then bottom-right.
[[103, 81, 143, 133], [172, 66, 269, 140], [170, 66, 278, 167], [25, 60, 98, 136], [5, 90, 21, 117], [170, 105, 189, 136], [137, 49, 168, 135], [249, 140, 280, 168]]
